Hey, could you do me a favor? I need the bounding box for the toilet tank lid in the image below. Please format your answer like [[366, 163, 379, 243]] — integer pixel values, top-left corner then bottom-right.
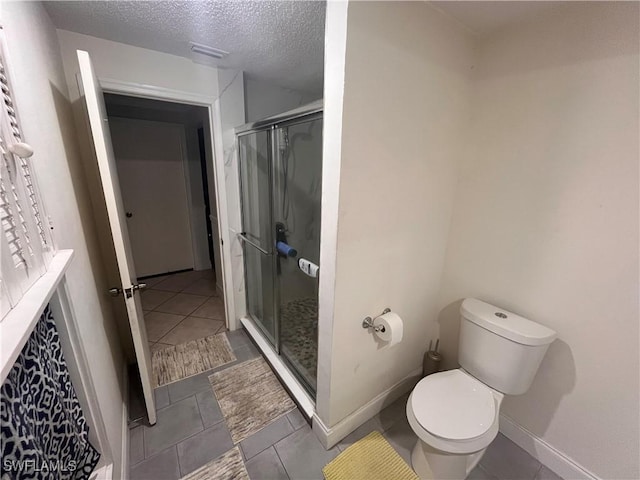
[[460, 298, 556, 346]]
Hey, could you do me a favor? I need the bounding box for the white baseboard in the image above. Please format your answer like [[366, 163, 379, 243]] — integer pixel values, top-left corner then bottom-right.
[[499, 414, 599, 480], [120, 364, 130, 480], [313, 368, 422, 449]]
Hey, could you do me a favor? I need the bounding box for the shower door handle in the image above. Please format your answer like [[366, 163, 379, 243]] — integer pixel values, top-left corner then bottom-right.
[[238, 232, 270, 255]]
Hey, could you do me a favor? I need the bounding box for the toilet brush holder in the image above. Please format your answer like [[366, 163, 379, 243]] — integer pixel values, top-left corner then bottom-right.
[[422, 339, 442, 377]]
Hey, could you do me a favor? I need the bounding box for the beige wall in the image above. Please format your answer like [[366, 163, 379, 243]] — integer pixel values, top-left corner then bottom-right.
[[1, 1, 127, 473], [323, 1, 474, 426], [436, 3, 639, 479]]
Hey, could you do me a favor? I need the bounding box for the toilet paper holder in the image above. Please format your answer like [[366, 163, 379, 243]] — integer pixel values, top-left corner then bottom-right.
[[362, 308, 391, 332]]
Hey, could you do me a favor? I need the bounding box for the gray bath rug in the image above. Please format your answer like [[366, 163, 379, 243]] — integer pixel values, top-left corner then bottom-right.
[[180, 447, 248, 480], [209, 356, 296, 444], [152, 333, 236, 387]]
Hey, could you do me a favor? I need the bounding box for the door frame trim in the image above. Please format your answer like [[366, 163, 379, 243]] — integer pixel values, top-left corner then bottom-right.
[[99, 78, 236, 330]]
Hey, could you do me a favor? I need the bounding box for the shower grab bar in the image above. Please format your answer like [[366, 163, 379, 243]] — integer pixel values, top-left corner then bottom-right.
[[237, 232, 271, 256]]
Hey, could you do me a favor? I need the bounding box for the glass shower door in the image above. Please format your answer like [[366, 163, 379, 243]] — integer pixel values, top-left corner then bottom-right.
[[238, 131, 276, 343], [273, 117, 323, 393]]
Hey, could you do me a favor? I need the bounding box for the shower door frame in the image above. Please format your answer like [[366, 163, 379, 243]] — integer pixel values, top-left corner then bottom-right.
[[238, 126, 280, 350], [237, 105, 323, 397]]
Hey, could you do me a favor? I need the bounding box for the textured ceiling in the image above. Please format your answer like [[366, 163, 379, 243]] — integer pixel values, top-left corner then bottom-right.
[[431, 1, 562, 36], [44, 1, 325, 95]]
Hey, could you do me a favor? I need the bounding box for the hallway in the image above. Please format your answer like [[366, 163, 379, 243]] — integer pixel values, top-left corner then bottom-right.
[[140, 270, 225, 351]]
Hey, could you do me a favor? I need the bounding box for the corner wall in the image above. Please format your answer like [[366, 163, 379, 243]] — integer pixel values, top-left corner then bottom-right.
[[322, 1, 474, 427], [216, 68, 246, 325], [436, 3, 639, 478], [244, 76, 319, 122], [1, 2, 126, 473]]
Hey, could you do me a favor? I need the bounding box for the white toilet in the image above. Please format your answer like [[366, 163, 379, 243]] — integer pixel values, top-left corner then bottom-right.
[[407, 298, 556, 479]]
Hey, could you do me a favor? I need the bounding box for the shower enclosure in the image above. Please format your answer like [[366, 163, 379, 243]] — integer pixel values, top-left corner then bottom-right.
[[237, 101, 322, 396]]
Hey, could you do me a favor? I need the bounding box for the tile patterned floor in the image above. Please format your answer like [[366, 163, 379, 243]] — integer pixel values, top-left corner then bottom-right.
[[130, 329, 564, 480], [140, 270, 225, 351]]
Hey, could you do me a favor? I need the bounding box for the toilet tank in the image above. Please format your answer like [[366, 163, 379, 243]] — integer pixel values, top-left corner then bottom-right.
[[458, 299, 556, 395]]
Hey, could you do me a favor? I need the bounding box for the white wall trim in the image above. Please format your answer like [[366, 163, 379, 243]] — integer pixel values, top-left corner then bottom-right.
[[0, 249, 74, 381], [499, 414, 600, 480], [100, 78, 214, 107], [210, 99, 236, 330], [95, 78, 236, 332], [313, 367, 422, 449], [315, 0, 349, 427]]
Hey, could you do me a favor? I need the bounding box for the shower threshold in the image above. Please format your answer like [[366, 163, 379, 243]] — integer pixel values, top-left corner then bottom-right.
[[240, 317, 315, 418]]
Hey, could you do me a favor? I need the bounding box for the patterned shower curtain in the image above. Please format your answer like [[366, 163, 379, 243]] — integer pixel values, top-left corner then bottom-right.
[[1, 305, 100, 480]]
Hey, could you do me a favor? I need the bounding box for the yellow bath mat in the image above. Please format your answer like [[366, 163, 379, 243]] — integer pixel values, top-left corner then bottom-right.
[[323, 430, 419, 480]]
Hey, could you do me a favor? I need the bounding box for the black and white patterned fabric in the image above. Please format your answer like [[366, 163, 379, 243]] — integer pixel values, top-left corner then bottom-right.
[[1, 305, 100, 480]]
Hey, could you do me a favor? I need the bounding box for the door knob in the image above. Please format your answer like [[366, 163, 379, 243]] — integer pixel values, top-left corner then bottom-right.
[[108, 283, 146, 297], [126, 212, 133, 218]]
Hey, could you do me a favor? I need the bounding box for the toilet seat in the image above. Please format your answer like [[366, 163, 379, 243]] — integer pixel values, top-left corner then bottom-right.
[[411, 370, 495, 441]]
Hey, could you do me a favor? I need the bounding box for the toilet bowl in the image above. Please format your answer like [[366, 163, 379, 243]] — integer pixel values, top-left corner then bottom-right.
[[406, 299, 556, 479], [406, 369, 503, 479]]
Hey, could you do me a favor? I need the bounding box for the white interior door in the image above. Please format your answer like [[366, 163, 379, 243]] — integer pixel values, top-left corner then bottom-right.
[[110, 119, 194, 277], [76, 50, 156, 424]]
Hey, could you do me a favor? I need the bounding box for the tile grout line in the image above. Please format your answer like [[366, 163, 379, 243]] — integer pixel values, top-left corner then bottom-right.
[[237, 443, 246, 461], [163, 362, 233, 399], [193, 388, 226, 430], [272, 441, 292, 480], [174, 443, 184, 479], [154, 313, 191, 345], [152, 296, 210, 318], [238, 414, 292, 462], [152, 272, 202, 296], [155, 317, 223, 346], [207, 370, 235, 449], [145, 275, 224, 377], [127, 425, 147, 468], [187, 313, 225, 321], [151, 294, 217, 344], [147, 272, 213, 313], [163, 399, 207, 477], [144, 289, 179, 312], [285, 412, 295, 431]]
